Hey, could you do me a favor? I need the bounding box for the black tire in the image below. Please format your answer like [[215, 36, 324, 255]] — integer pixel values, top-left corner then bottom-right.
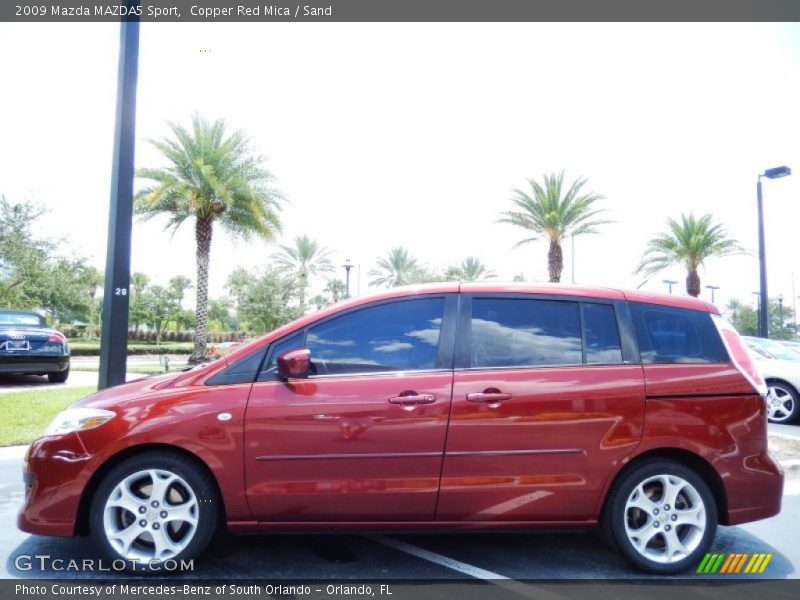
[[89, 451, 219, 573], [47, 368, 69, 384], [602, 459, 717, 575], [765, 380, 799, 424]]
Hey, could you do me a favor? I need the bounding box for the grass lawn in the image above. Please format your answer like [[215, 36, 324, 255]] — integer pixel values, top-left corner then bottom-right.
[[0, 386, 96, 447]]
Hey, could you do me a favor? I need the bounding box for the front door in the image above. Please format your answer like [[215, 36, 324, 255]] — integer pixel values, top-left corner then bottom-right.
[[245, 294, 457, 521], [437, 295, 645, 522]]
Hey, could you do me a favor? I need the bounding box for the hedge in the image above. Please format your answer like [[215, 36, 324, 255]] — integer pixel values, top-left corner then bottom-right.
[[69, 343, 194, 356]]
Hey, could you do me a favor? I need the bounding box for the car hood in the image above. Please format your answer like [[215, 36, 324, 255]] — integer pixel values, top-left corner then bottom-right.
[[72, 371, 183, 410]]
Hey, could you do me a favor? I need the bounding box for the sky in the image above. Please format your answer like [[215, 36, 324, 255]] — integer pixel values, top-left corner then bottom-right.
[[1, 22, 800, 316]]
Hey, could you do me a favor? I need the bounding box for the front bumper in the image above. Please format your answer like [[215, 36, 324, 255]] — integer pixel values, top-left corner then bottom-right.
[[0, 355, 69, 375], [17, 433, 94, 537]]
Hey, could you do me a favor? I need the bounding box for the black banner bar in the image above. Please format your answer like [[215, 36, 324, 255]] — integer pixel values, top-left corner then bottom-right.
[[4, 0, 800, 23], [3, 580, 800, 600]]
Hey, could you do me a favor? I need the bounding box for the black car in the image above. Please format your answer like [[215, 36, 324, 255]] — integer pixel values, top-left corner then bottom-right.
[[0, 310, 70, 383]]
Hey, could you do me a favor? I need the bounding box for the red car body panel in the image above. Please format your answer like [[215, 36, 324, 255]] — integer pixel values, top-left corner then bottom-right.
[[438, 365, 645, 521], [244, 372, 452, 520], [17, 284, 783, 539]]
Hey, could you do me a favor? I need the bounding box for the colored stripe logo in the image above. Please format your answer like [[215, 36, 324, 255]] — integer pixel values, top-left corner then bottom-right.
[[696, 552, 773, 574]]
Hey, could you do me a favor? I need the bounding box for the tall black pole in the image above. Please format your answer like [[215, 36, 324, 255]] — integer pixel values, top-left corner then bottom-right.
[[99, 10, 140, 389], [757, 178, 769, 339]]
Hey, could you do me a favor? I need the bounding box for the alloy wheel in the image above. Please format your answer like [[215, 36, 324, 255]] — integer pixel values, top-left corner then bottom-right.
[[766, 384, 796, 423], [102, 468, 199, 562], [623, 474, 706, 564]]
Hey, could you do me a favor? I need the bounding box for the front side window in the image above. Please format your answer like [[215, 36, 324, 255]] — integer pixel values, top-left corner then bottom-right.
[[306, 298, 445, 375], [470, 298, 582, 368], [630, 303, 728, 364], [258, 332, 304, 380]]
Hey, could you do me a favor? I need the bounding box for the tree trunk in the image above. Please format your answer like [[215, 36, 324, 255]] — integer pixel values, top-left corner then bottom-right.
[[548, 240, 563, 283], [686, 269, 701, 297], [190, 217, 213, 363]]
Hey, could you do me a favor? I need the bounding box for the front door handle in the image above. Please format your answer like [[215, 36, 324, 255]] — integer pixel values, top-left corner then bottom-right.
[[466, 389, 512, 404], [389, 392, 436, 405]]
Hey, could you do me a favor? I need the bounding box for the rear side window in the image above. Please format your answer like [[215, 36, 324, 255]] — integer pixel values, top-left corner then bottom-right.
[[471, 298, 582, 367], [630, 303, 728, 364], [306, 298, 445, 375], [583, 303, 623, 364]]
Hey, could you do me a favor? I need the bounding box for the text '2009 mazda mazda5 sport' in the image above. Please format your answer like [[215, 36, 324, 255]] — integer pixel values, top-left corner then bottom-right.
[[18, 284, 783, 574]]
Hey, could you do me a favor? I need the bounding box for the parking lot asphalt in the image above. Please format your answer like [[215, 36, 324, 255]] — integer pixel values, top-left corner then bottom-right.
[[0, 431, 798, 581]]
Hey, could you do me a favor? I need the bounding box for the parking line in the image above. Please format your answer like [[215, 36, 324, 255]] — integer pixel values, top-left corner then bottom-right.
[[368, 535, 569, 600]]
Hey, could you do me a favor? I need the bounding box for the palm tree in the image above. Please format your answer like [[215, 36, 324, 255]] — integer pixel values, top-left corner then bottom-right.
[[369, 247, 419, 288], [273, 235, 334, 310], [635, 213, 743, 297], [499, 172, 610, 282], [135, 115, 282, 362], [447, 257, 496, 281], [324, 279, 346, 303]]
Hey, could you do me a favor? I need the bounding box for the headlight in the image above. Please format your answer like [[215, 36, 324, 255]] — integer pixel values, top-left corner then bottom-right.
[[44, 408, 116, 437]]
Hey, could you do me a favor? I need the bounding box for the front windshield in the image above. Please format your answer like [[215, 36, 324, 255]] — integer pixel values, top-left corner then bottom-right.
[[758, 339, 800, 361]]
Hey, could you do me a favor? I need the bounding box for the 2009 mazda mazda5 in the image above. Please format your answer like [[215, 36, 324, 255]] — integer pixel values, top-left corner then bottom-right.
[[18, 283, 783, 574]]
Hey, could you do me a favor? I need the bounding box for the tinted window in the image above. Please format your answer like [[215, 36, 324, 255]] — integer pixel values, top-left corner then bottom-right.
[[471, 298, 582, 368], [206, 346, 267, 386], [306, 298, 445, 375], [630, 303, 728, 364], [583, 303, 623, 364]]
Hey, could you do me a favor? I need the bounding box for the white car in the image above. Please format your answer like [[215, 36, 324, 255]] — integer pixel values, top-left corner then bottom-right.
[[743, 336, 800, 424]]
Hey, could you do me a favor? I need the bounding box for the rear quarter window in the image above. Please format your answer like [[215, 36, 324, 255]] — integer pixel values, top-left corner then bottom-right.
[[630, 302, 728, 364]]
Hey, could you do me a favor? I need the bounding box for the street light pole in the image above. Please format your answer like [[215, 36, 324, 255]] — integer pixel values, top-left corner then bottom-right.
[[662, 279, 678, 294], [778, 294, 784, 339], [756, 177, 768, 338], [756, 165, 792, 338], [343, 259, 353, 299], [705, 284, 720, 304]]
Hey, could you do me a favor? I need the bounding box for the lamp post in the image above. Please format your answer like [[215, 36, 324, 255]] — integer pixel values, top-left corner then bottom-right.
[[757, 165, 792, 338], [343, 259, 354, 299], [663, 279, 678, 294], [778, 294, 784, 339], [705, 284, 720, 304]]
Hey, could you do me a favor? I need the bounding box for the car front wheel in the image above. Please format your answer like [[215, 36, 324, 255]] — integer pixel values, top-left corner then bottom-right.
[[89, 452, 218, 570], [766, 380, 799, 424], [604, 459, 717, 574]]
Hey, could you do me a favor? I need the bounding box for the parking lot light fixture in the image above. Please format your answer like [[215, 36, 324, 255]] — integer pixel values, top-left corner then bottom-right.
[[662, 279, 678, 294], [757, 165, 792, 339]]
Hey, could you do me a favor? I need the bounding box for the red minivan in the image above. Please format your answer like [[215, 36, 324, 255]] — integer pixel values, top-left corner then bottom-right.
[[18, 284, 783, 574]]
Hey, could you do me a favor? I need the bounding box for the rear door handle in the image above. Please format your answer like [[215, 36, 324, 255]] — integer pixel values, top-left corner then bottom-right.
[[466, 390, 512, 403], [389, 393, 436, 405]]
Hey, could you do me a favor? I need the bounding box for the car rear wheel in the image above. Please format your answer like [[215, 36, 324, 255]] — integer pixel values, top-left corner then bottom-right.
[[766, 380, 798, 424], [603, 459, 717, 574], [89, 452, 218, 571], [47, 368, 69, 384]]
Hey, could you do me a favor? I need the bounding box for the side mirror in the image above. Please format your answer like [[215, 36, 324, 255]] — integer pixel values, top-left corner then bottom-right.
[[277, 348, 311, 380]]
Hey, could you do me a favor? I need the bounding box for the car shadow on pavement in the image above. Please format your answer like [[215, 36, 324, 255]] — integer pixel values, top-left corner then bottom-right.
[[4, 527, 794, 580]]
